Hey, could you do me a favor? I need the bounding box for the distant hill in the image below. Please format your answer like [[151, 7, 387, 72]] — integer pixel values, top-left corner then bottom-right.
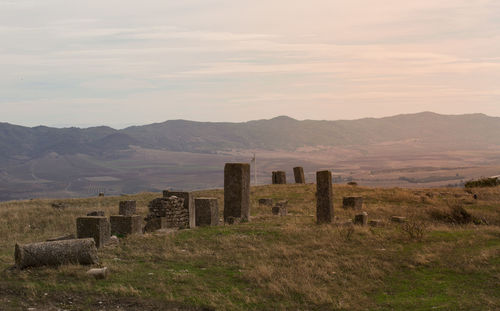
[[1, 112, 500, 201], [1, 112, 499, 159]]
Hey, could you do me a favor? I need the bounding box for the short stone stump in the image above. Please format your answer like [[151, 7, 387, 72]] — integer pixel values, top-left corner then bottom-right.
[[76, 216, 110, 248], [342, 197, 363, 210], [119, 201, 136, 216], [272, 171, 287, 184], [195, 198, 219, 227], [354, 212, 368, 226], [110, 215, 142, 236]]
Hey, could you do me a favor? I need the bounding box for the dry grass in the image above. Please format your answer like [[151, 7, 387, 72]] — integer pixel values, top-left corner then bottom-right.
[[0, 184, 499, 310]]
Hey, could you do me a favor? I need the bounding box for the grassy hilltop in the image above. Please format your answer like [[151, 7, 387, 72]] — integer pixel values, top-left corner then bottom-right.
[[0, 184, 499, 310]]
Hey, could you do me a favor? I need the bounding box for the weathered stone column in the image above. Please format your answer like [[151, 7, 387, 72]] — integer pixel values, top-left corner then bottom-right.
[[272, 171, 286, 184], [224, 163, 250, 222], [316, 170, 334, 224], [293, 167, 305, 184]]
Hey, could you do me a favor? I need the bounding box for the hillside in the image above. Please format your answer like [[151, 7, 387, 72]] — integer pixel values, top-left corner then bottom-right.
[[1, 112, 500, 201], [2, 112, 500, 158], [0, 184, 499, 310]]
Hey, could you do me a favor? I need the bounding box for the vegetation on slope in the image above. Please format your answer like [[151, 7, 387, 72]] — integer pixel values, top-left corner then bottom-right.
[[0, 184, 499, 310]]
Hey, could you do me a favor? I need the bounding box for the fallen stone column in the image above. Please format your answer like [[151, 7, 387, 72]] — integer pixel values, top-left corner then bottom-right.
[[15, 238, 98, 269]]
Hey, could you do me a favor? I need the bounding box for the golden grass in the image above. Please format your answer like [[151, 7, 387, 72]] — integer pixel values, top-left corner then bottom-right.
[[0, 184, 499, 310]]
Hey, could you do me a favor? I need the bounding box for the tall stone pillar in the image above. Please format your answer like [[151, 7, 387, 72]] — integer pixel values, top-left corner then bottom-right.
[[224, 163, 250, 222], [293, 167, 305, 184], [316, 170, 334, 224]]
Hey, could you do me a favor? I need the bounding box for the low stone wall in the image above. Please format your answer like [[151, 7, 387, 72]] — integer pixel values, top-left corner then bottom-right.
[[146, 196, 188, 229]]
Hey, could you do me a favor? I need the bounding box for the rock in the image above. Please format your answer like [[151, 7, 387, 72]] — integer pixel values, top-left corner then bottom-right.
[[15, 238, 98, 269], [195, 198, 219, 226], [86, 267, 108, 279], [110, 215, 142, 236]]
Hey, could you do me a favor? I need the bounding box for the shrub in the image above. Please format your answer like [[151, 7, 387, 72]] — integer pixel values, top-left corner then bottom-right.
[[400, 218, 427, 241], [428, 204, 482, 225], [464, 177, 499, 188]]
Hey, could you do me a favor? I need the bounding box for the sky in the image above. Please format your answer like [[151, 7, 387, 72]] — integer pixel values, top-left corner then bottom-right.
[[1, 0, 499, 128]]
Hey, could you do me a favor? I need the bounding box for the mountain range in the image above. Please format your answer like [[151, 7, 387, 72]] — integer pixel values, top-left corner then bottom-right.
[[1, 112, 499, 201]]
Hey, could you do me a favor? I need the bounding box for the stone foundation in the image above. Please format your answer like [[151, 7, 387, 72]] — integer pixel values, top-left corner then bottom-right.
[[110, 215, 142, 236]]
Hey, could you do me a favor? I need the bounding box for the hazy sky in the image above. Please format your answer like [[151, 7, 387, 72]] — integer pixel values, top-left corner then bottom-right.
[[1, 0, 499, 128]]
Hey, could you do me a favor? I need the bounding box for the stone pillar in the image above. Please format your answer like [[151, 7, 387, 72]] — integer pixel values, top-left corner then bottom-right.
[[76, 216, 110, 248], [316, 170, 334, 224], [195, 198, 219, 226], [224, 163, 250, 222], [119, 200, 136, 216], [293, 167, 305, 184], [163, 191, 195, 228], [272, 171, 287, 184]]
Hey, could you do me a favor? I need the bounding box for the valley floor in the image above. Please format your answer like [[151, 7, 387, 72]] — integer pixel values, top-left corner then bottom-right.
[[0, 184, 499, 310]]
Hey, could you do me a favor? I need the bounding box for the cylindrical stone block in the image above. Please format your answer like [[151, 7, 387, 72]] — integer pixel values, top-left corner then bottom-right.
[[195, 198, 219, 226], [119, 201, 136, 216], [224, 163, 250, 222], [316, 170, 334, 224], [15, 238, 98, 269], [293, 167, 305, 184]]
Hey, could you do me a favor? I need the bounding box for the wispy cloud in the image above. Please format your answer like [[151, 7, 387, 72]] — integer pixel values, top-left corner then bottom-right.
[[0, 0, 499, 127]]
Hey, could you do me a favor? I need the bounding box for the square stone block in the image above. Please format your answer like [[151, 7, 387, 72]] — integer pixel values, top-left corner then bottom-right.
[[144, 217, 167, 232], [110, 215, 142, 236], [316, 170, 334, 224], [195, 198, 219, 226], [76, 216, 110, 248]]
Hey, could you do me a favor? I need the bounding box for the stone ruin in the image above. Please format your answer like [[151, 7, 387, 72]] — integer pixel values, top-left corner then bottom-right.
[[316, 170, 334, 224], [224, 163, 250, 223], [195, 197, 219, 226], [145, 196, 189, 229], [272, 171, 287, 184], [87, 211, 105, 216], [76, 216, 110, 248], [272, 200, 288, 216], [110, 215, 142, 236], [354, 212, 368, 226], [163, 191, 195, 228], [293, 167, 305, 184], [119, 200, 136, 216], [343, 197, 363, 210]]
